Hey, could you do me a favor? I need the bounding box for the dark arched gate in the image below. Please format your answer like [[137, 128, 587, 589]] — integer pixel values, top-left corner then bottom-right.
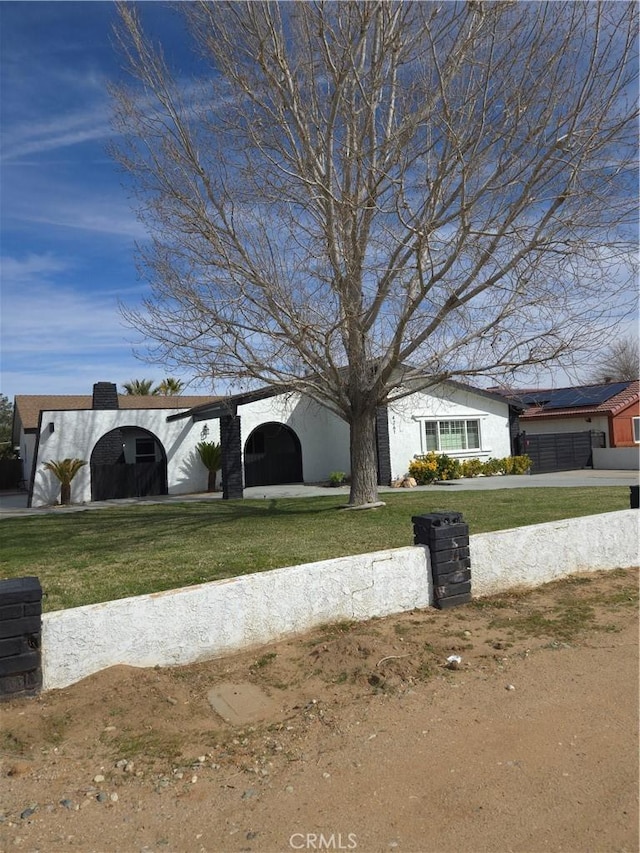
[[90, 427, 168, 501], [244, 422, 303, 487]]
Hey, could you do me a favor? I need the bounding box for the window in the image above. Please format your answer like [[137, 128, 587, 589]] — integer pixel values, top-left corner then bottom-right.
[[135, 438, 156, 463], [424, 419, 481, 452], [633, 417, 640, 443]]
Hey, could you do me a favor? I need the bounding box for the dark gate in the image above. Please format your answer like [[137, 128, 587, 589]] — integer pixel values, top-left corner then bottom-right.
[[90, 427, 168, 501], [244, 422, 303, 487], [517, 430, 606, 474], [91, 461, 167, 501]]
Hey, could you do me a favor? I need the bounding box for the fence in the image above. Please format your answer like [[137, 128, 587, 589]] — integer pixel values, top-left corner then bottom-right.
[[32, 509, 637, 691]]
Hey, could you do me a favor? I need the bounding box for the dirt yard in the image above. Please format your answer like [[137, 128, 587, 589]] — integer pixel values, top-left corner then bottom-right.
[[1, 568, 638, 853]]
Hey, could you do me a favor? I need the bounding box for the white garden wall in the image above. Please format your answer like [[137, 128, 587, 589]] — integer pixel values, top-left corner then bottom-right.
[[42, 546, 431, 690], [40, 509, 637, 691], [592, 446, 640, 471]]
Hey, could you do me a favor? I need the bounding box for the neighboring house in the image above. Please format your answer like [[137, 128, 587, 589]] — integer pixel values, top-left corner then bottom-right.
[[14, 379, 516, 507], [499, 380, 640, 472]]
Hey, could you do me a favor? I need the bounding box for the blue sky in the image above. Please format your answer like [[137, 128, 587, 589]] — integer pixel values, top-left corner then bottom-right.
[[0, 1, 198, 401], [1, 3, 636, 404]]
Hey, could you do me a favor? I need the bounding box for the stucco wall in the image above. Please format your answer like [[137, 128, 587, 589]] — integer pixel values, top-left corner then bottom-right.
[[387, 384, 512, 479], [237, 393, 351, 483], [31, 409, 220, 507], [42, 546, 432, 690], [521, 416, 610, 443], [470, 510, 638, 596], [39, 509, 637, 691], [592, 447, 640, 471]]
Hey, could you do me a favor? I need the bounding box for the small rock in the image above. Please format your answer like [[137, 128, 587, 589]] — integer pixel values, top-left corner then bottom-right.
[[93, 775, 105, 783], [241, 789, 256, 800], [166, 697, 178, 705], [191, 776, 198, 784], [506, 684, 516, 691], [285, 785, 294, 793], [60, 800, 73, 810], [322, 772, 331, 779], [174, 771, 184, 780], [20, 807, 36, 820], [103, 725, 116, 732], [197, 755, 206, 764], [115, 760, 127, 770], [7, 762, 31, 778], [96, 793, 109, 803], [463, 630, 471, 638], [246, 831, 258, 840], [110, 793, 119, 803]]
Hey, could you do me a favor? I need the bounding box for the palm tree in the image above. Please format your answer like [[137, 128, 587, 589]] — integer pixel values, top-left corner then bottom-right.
[[196, 441, 222, 492], [44, 458, 87, 505], [155, 377, 185, 395], [122, 378, 156, 395]]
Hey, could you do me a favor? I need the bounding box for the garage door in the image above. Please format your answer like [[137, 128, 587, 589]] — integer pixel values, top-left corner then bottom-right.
[[518, 431, 606, 474]]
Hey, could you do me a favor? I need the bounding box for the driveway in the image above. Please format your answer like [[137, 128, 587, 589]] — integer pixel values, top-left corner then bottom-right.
[[0, 469, 637, 519]]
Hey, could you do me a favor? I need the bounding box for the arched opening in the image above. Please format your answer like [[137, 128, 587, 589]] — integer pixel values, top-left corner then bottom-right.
[[90, 427, 168, 501], [244, 422, 303, 487]]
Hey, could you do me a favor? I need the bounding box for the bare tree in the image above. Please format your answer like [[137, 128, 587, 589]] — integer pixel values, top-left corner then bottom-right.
[[588, 336, 639, 383], [111, 1, 638, 506]]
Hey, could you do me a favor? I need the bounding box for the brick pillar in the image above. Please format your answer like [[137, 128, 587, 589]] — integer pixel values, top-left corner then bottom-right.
[[0, 577, 42, 700], [375, 405, 392, 486], [412, 511, 471, 609], [220, 415, 243, 500]]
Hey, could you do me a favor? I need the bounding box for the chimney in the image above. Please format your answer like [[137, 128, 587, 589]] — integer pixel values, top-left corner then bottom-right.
[[92, 382, 119, 410]]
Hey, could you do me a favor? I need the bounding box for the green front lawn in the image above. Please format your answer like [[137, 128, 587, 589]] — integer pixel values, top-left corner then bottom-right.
[[0, 487, 629, 612]]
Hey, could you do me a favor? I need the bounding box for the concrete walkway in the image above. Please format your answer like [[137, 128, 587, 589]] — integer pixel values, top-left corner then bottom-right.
[[0, 469, 637, 519]]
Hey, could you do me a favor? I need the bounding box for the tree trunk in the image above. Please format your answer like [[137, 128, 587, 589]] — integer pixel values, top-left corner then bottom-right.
[[208, 470, 217, 492], [348, 410, 379, 506], [60, 483, 71, 505]]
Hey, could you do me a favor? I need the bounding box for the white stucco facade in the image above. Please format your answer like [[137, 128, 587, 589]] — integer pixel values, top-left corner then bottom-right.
[[31, 408, 220, 507], [387, 383, 512, 479], [236, 392, 351, 483], [520, 415, 610, 443], [25, 381, 513, 506]]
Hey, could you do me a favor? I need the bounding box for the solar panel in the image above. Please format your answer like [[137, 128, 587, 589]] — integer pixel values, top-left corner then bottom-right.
[[543, 382, 629, 410]]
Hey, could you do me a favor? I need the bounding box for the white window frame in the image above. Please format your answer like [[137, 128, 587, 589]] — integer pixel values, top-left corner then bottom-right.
[[423, 418, 482, 453], [633, 417, 640, 444]]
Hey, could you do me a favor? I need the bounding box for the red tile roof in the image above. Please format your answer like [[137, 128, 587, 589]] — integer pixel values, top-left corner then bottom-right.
[[520, 380, 639, 419]]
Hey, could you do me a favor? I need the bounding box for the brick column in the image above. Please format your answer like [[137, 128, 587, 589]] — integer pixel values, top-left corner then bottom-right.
[[220, 415, 243, 500], [375, 405, 392, 487], [412, 511, 471, 609], [0, 577, 42, 700]]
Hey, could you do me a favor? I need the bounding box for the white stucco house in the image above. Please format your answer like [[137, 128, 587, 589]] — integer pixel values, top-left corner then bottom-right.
[[13, 380, 517, 507]]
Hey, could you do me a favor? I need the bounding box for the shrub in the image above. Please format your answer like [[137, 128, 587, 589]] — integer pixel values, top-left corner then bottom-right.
[[411, 453, 532, 483], [460, 458, 482, 478], [408, 453, 439, 485], [328, 471, 347, 486], [408, 453, 461, 484], [505, 454, 532, 475], [483, 457, 506, 476], [436, 453, 461, 481]]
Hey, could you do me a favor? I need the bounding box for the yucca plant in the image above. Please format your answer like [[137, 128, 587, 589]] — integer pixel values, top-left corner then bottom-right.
[[43, 458, 87, 505], [196, 441, 222, 492]]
